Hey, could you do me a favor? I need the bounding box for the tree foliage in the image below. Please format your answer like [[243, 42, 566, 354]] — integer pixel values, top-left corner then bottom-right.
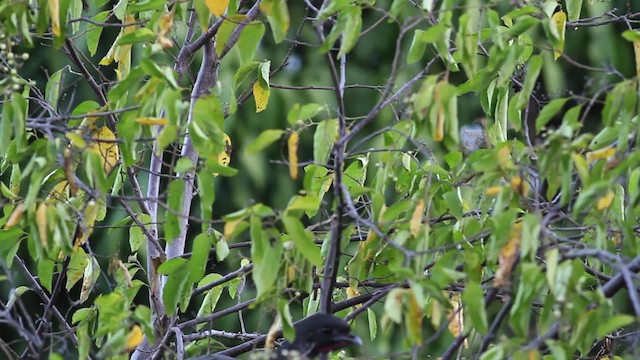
[[1, 0, 640, 359]]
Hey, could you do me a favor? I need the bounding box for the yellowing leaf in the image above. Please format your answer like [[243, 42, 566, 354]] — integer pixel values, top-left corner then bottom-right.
[[497, 145, 513, 169], [49, 0, 60, 36], [80, 256, 99, 303], [510, 176, 529, 196], [66, 132, 86, 148], [551, 11, 566, 60], [213, 133, 232, 176], [587, 147, 615, 163], [36, 202, 48, 247], [410, 199, 425, 237], [74, 201, 98, 250], [135, 117, 169, 125], [347, 285, 361, 308], [126, 325, 144, 351], [288, 132, 299, 180], [88, 126, 120, 174], [253, 81, 270, 112], [205, 0, 229, 16], [47, 180, 70, 204], [4, 203, 25, 229], [485, 186, 503, 196], [434, 88, 445, 142], [494, 222, 522, 287], [597, 191, 615, 211], [446, 292, 466, 347], [634, 41, 640, 77], [224, 218, 244, 240]]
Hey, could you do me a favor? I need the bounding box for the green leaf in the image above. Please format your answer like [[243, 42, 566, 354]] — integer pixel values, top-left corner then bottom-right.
[[66, 248, 89, 291], [260, 0, 289, 43], [128, 0, 165, 13], [282, 215, 322, 266], [338, 6, 362, 58], [277, 300, 295, 342], [565, 0, 583, 21], [516, 55, 543, 109], [190, 95, 225, 157], [287, 103, 324, 124], [535, 98, 568, 132], [190, 233, 212, 283], [246, 129, 284, 155], [45, 67, 63, 111], [165, 179, 185, 244], [596, 314, 636, 338], [234, 61, 260, 90], [367, 308, 377, 341], [463, 280, 488, 333], [196, 274, 224, 319], [37, 257, 55, 293], [384, 288, 404, 323], [237, 21, 265, 64], [251, 215, 282, 299], [505, 17, 539, 39], [285, 195, 321, 213], [408, 29, 427, 64], [313, 119, 338, 163], [129, 214, 150, 252], [421, 24, 447, 43], [140, 59, 179, 88], [116, 28, 156, 45], [158, 258, 190, 316], [621, 30, 640, 42]]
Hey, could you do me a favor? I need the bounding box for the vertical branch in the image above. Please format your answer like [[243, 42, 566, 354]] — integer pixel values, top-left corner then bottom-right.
[[319, 49, 348, 313], [168, 39, 219, 261]]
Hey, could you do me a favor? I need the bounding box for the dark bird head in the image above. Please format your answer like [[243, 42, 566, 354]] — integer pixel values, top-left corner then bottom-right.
[[278, 313, 362, 359]]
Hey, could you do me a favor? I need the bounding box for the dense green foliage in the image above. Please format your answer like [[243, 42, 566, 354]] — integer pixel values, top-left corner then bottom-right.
[[1, 0, 640, 359]]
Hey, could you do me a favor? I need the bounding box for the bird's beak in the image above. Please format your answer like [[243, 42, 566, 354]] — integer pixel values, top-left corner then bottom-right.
[[338, 333, 363, 347]]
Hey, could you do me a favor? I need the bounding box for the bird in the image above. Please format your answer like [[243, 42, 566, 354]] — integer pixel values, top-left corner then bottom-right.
[[191, 313, 362, 360]]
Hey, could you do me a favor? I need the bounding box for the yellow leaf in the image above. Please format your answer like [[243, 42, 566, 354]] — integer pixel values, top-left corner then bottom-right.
[[347, 285, 361, 308], [88, 126, 120, 174], [429, 297, 443, 328], [597, 191, 615, 211], [587, 147, 615, 163], [485, 186, 503, 196], [126, 325, 144, 351], [205, 0, 229, 16], [4, 203, 25, 229], [446, 292, 466, 347], [74, 201, 98, 250], [497, 144, 513, 169], [410, 199, 425, 237], [288, 132, 299, 180], [552, 11, 566, 60], [510, 176, 529, 196], [634, 41, 640, 77], [224, 218, 244, 240], [494, 222, 522, 287], [135, 117, 169, 125], [36, 202, 48, 247], [253, 81, 270, 113], [47, 180, 70, 204], [287, 264, 295, 283], [49, 0, 60, 36], [213, 133, 232, 176]]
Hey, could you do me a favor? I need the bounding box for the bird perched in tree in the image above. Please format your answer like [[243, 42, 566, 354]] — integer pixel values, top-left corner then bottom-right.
[[191, 313, 362, 360]]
